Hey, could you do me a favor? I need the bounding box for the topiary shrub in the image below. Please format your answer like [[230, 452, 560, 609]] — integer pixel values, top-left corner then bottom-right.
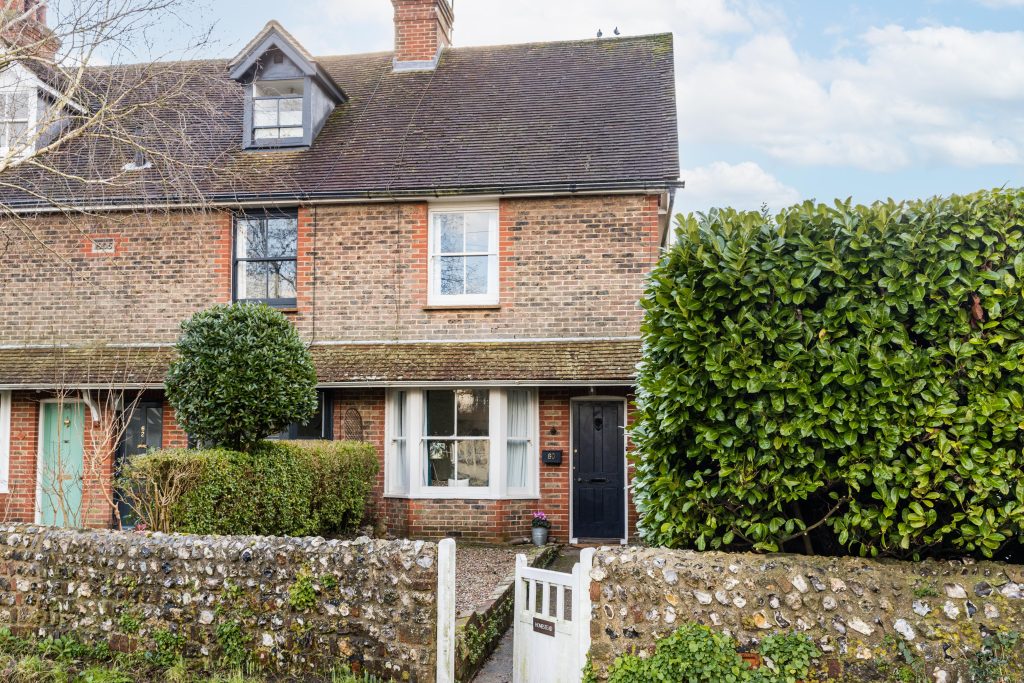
[[118, 441, 378, 537], [165, 303, 318, 452], [633, 188, 1024, 559], [603, 625, 818, 683]]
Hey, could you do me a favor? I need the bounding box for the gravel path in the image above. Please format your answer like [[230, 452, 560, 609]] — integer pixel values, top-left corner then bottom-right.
[[455, 544, 525, 616]]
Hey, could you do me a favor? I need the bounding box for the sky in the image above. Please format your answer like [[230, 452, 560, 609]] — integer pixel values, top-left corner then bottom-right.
[[79, 0, 1024, 214]]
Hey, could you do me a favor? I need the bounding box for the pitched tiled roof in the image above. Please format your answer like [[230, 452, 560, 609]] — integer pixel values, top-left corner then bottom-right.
[[0, 340, 640, 387], [1, 34, 680, 209]]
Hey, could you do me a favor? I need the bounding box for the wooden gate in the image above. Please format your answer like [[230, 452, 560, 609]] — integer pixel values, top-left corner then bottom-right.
[[512, 548, 595, 683]]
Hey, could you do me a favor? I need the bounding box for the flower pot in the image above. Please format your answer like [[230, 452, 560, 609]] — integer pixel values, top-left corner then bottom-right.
[[531, 527, 549, 546]]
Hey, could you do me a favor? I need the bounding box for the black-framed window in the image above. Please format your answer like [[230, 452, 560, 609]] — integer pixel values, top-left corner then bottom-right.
[[270, 391, 334, 441], [233, 210, 298, 307]]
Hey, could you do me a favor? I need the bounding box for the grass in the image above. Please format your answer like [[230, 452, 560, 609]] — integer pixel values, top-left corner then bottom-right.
[[0, 629, 382, 683]]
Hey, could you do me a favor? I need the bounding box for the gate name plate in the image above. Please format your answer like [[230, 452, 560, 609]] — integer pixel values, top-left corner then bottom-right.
[[533, 617, 555, 637]]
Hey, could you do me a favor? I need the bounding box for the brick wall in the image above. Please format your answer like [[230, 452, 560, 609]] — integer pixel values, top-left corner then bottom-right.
[[0, 209, 232, 346], [392, 0, 452, 64], [0, 194, 659, 346]]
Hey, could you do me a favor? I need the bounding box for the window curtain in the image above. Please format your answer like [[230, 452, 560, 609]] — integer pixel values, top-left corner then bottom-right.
[[506, 390, 530, 489]]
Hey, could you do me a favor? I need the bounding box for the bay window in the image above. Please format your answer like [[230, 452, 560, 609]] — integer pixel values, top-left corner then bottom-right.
[[386, 388, 537, 498]]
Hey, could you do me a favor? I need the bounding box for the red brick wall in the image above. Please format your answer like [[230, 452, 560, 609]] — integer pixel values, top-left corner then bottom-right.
[[0, 392, 115, 527], [0, 209, 232, 346], [392, 0, 452, 64], [1, 195, 659, 346], [291, 195, 660, 342]]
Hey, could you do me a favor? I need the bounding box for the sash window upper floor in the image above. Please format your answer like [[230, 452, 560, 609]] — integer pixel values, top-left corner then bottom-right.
[[428, 204, 500, 306], [233, 211, 298, 308]]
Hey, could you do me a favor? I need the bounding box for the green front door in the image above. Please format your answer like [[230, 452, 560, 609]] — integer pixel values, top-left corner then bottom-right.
[[39, 402, 85, 528]]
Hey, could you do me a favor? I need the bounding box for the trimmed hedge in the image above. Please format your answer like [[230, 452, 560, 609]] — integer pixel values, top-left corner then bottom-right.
[[633, 188, 1024, 558], [120, 440, 378, 537]]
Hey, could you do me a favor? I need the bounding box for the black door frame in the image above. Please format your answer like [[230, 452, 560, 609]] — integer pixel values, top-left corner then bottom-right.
[[569, 397, 628, 543]]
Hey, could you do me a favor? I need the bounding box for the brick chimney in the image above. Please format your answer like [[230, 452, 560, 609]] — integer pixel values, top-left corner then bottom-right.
[[391, 0, 453, 71], [2, 0, 59, 62]]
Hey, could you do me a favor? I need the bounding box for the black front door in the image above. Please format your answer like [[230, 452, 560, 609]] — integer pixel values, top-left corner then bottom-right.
[[572, 401, 625, 540], [115, 402, 163, 528]]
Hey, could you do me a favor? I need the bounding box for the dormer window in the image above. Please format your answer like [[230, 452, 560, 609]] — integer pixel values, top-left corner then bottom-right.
[[230, 22, 347, 152], [253, 79, 304, 142], [0, 92, 32, 158]]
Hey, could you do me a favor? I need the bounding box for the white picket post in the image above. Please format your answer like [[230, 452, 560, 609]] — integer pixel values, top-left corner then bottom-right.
[[436, 538, 456, 683], [577, 548, 596, 678], [512, 554, 528, 682]]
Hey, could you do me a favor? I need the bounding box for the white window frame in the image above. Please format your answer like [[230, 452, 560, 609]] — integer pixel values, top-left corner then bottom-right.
[[0, 90, 35, 160], [384, 387, 539, 500], [428, 202, 500, 306], [0, 391, 10, 494]]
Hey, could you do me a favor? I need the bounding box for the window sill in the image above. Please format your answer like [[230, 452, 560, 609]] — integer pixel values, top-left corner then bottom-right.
[[423, 304, 502, 311], [384, 492, 540, 501]]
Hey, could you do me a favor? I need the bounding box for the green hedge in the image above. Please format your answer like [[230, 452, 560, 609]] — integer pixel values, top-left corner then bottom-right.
[[633, 188, 1024, 558], [120, 440, 378, 537]]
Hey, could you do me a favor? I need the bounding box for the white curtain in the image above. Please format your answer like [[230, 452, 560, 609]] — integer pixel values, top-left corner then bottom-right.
[[392, 392, 409, 493], [506, 390, 530, 489]]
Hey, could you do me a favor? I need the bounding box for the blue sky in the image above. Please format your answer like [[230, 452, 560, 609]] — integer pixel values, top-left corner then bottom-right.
[[78, 0, 1024, 214]]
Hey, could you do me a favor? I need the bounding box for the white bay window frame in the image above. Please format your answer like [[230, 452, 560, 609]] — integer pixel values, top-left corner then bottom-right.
[[385, 387, 538, 499], [0, 391, 11, 494]]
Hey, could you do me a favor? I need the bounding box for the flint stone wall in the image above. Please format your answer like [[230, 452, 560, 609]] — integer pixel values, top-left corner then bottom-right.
[[589, 547, 1024, 680], [0, 525, 439, 681]]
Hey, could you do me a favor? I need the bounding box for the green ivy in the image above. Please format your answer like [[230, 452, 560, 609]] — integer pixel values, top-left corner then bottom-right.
[[214, 620, 252, 670], [288, 569, 318, 612], [633, 188, 1024, 558], [147, 629, 185, 669], [604, 625, 818, 683]]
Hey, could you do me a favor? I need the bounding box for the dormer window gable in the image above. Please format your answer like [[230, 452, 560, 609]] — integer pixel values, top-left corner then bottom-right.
[[229, 21, 346, 151]]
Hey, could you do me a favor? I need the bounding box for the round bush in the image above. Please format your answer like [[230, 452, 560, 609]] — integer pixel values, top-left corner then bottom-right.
[[633, 188, 1024, 559], [166, 303, 318, 451]]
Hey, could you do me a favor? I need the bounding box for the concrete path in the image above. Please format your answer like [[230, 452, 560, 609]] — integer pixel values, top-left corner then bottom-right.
[[472, 546, 580, 682]]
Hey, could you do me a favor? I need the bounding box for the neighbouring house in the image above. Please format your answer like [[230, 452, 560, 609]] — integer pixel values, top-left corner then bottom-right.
[[0, 0, 680, 542]]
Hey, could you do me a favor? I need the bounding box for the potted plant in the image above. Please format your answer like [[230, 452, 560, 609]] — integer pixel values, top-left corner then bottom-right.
[[531, 511, 551, 546]]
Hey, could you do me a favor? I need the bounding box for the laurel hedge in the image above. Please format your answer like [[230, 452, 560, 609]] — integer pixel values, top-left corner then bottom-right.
[[632, 188, 1024, 558]]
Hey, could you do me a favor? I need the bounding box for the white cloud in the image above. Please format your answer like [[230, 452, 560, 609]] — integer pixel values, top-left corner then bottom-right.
[[678, 161, 800, 212], [678, 23, 1024, 170]]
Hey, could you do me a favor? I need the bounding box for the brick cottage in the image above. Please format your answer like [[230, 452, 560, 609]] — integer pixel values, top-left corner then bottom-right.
[[0, 0, 680, 542]]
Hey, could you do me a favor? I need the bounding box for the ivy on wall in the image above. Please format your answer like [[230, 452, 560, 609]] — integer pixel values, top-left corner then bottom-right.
[[632, 188, 1024, 558]]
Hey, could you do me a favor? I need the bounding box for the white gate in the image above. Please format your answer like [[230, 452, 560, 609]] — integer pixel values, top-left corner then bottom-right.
[[512, 548, 595, 683]]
